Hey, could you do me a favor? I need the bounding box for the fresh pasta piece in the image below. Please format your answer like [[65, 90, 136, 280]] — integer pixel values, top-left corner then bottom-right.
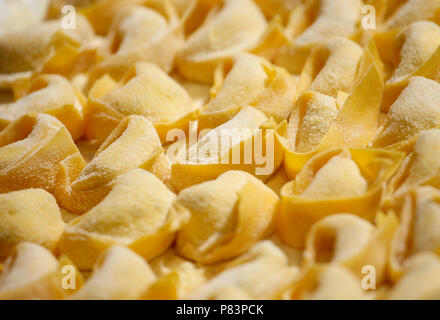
[[0, 189, 65, 260], [373, 77, 440, 148], [55, 115, 166, 214], [0, 75, 84, 140], [278, 148, 404, 248], [389, 186, 440, 281], [304, 214, 397, 285], [59, 169, 188, 270], [387, 21, 440, 85], [280, 57, 383, 177], [388, 129, 440, 197], [388, 252, 440, 299], [175, 171, 279, 264], [298, 37, 363, 97], [188, 241, 297, 299], [197, 53, 296, 129], [88, 4, 183, 83], [0, 15, 95, 85], [254, 0, 302, 21], [0, 242, 64, 300], [287, 91, 338, 154], [177, 0, 267, 83], [86, 62, 195, 145], [171, 106, 284, 191], [385, 0, 440, 29], [0, 0, 49, 33], [78, 0, 145, 35], [143, 249, 208, 300], [0, 113, 85, 194], [275, 0, 362, 73], [69, 245, 156, 300], [289, 264, 370, 300]]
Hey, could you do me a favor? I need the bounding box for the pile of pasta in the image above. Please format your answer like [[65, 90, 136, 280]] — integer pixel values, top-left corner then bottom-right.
[[1, 0, 440, 300]]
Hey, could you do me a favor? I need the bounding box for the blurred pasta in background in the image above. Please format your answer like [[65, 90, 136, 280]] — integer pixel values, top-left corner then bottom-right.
[[1, 0, 440, 300]]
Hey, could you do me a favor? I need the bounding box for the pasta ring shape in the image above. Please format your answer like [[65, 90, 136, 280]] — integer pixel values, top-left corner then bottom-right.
[[88, 3, 184, 83], [176, 0, 267, 84], [0, 74, 84, 140], [170, 106, 284, 192], [275, 0, 362, 73], [188, 241, 297, 300], [373, 76, 440, 149], [69, 245, 156, 300], [277, 147, 404, 248], [384, 0, 440, 30], [0, 242, 64, 300], [387, 129, 440, 198], [175, 170, 279, 264], [0, 15, 95, 86], [279, 58, 384, 178], [297, 37, 363, 97], [389, 187, 440, 282], [0, 189, 65, 260], [197, 52, 296, 130], [388, 252, 440, 299], [143, 249, 208, 300], [54, 115, 167, 214], [86, 62, 195, 145], [0, 113, 84, 194], [303, 213, 397, 285], [289, 264, 370, 300], [59, 169, 188, 270]]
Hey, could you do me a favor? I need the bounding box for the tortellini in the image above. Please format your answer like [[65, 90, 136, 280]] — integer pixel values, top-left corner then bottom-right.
[[2, 0, 440, 301], [197, 52, 296, 129], [175, 171, 279, 264], [373, 76, 440, 148], [0, 15, 95, 84], [0, 113, 84, 194], [188, 241, 297, 299], [388, 253, 440, 299], [55, 115, 167, 214], [171, 106, 284, 192], [69, 245, 156, 300], [0, 242, 64, 300], [275, 0, 363, 73], [86, 62, 195, 144], [0, 75, 84, 140], [0, 189, 64, 260], [278, 148, 403, 248], [177, 0, 268, 83], [88, 4, 183, 83], [60, 169, 188, 270], [304, 214, 397, 284]]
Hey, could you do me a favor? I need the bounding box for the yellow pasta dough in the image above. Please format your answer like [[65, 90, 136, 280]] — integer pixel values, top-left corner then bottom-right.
[[0, 242, 64, 300], [175, 170, 279, 264], [374, 76, 440, 148], [0, 113, 84, 194], [171, 106, 284, 191], [69, 245, 156, 299], [0, 75, 84, 140], [177, 0, 267, 83], [1, 0, 440, 301], [55, 115, 166, 214], [86, 62, 195, 144], [197, 52, 296, 130], [188, 241, 297, 299], [59, 169, 188, 270], [278, 148, 403, 248], [88, 4, 183, 83], [0, 189, 64, 260]]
